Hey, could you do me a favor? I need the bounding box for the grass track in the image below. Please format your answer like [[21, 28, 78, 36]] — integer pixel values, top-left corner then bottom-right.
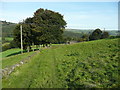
[[2, 38, 119, 88]]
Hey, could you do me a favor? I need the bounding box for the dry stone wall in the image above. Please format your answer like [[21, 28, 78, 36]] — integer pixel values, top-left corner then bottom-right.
[[2, 51, 39, 78]]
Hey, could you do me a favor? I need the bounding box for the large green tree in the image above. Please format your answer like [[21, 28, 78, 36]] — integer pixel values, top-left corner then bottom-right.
[[32, 8, 67, 45], [13, 8, 67, 49]]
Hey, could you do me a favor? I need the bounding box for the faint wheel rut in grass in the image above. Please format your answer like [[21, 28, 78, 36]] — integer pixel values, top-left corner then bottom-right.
[[49, 49, 62, 88], [2, 50, 40, 78], [27, 48, 59, 88]]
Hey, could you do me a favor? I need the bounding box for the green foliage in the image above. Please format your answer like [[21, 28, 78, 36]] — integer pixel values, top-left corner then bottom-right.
[[13, 24, 33, 50], [2, 38, 119, 88], [13, 8, 67, 49], [89, 28, 110, 41], [101, 31, 109, 39], [32, 8, 67, 44], [81, 34, 89, 41], [1, 37, 13, 44], [89, 28, 102, 40], [1, 37, 18, 52], [2, 43, 11, 52], [9, 40, 18, 48]]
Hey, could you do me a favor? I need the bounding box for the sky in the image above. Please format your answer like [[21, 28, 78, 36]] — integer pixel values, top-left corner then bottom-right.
[[0, 2, 118, 30]]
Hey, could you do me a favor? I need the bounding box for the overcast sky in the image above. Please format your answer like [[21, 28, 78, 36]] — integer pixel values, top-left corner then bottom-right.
[[0, 2, 118, 30]]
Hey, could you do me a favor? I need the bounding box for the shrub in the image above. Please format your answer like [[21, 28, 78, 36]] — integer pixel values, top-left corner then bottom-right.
[[2, 43, 11, 51]]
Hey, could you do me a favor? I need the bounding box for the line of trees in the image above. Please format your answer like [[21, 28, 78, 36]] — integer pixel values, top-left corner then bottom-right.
[[13, 8, 67, 50]]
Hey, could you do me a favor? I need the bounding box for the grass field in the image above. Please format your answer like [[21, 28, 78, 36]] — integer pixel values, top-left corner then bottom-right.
[[1, 48, 37, 68], [1, 48, 22, 58], [0, 37, 13, 41], [2, 38, 119, 88], [2, 51, 35, 69], [5, 37, 13, 41]]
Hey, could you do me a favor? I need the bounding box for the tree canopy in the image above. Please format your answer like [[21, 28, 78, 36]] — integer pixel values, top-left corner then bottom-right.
[[89, 28, 109, 41], [101, 31, 109, 39], [13, 23, 32, 49], [13, 8, 67, 50]]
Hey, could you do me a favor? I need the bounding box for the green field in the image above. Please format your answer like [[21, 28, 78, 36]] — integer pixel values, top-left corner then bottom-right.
[[2, 51, 35, 69], [0, 48, 36, 69], [0, 37, 13, 41], [5, 37, 13, 41], [2, 38, 119, 88], [1, 48, 22, 58]]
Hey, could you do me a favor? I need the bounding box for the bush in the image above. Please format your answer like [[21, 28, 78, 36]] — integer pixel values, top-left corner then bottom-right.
[[2, 43, 11, 51], [2, 40, 18, 52]]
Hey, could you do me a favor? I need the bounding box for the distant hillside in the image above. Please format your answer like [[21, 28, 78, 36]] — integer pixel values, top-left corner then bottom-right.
[[0, 20, 16, 37], [63, 29, 93, 39], [63, 31, 83, 38], [65, 29, 94, 34], [66, 29, 118, 36]]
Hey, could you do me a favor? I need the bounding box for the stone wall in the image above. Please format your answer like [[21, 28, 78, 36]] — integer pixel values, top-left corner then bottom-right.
[[2, 51, 39, 78]]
